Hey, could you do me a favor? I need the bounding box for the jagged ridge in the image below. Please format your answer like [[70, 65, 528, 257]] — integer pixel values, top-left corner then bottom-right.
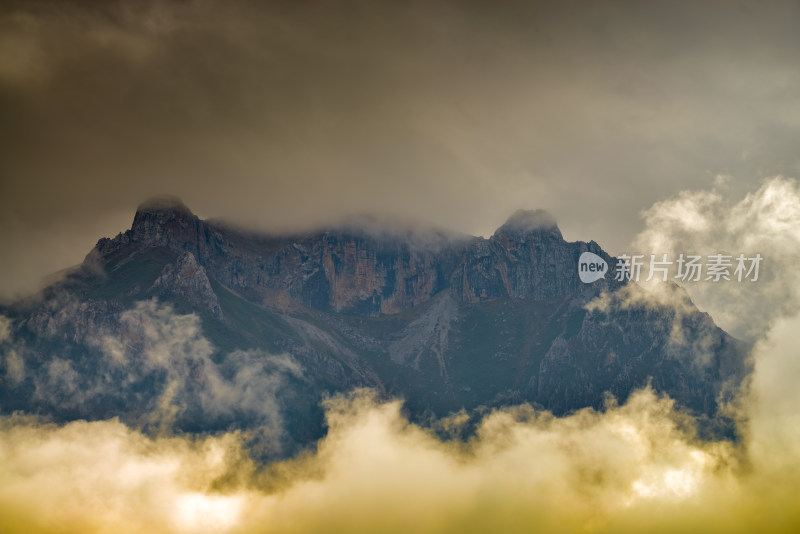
[[90, 200, 623, 315]]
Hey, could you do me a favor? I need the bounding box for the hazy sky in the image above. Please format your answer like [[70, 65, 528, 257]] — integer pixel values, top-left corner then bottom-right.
[[3, 4, 800, 531], [2, 0, 800, 299]]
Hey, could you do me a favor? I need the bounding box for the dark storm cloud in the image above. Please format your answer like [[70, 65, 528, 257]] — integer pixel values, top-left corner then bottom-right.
[[2, 0, 800, 299]]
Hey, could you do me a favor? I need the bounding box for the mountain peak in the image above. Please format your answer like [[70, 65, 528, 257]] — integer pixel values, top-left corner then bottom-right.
[[494, 209, 562, 239], [129, 196, 199, 246], [135, 195, 193, 216]]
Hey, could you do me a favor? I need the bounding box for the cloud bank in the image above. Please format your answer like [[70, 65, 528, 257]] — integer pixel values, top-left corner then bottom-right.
[[0, 377, 797, 534]]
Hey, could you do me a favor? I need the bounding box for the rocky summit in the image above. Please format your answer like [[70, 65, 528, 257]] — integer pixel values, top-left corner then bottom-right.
[[0, 198, 750, 457]]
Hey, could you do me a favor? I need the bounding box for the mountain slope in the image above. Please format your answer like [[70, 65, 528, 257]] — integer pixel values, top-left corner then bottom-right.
[[0, 198, 751, 457]]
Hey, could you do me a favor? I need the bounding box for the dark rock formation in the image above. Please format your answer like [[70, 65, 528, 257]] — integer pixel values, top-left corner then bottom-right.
[[91, 200, 623, 315], [152, 251, 222, 318]]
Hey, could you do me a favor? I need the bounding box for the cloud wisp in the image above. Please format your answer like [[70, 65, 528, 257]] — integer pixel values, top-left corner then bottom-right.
[[1, 298, 304, 454]]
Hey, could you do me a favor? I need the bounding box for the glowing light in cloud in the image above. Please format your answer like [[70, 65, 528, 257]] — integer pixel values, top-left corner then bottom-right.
[[630, 450, 707, 502], [174, 493, 244, 532]]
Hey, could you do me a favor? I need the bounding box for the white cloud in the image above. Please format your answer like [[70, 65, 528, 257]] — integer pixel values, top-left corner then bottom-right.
[[0, 315, 10, 342], [632, 176, 800, 341]]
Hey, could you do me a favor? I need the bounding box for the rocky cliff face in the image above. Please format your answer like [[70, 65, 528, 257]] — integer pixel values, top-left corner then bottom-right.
[[0, 198, 751, 457], [151, 251, 222, 318], [91, 198, 623, 314]]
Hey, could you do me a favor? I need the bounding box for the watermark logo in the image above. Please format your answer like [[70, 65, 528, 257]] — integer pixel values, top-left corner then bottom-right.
[[578, 252, 608, 283], [610, 253, 763, 283], [579, 252, 763, 284]]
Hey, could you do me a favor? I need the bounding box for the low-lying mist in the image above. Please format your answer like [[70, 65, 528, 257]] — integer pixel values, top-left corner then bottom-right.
[[1, 308, 798, 533]]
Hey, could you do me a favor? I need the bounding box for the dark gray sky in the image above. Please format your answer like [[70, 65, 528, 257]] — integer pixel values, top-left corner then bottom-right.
[[2, 0, 799, 300]]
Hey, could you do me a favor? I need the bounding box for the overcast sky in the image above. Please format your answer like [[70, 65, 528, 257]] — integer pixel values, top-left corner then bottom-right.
[[1, 0, 799, 300]]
